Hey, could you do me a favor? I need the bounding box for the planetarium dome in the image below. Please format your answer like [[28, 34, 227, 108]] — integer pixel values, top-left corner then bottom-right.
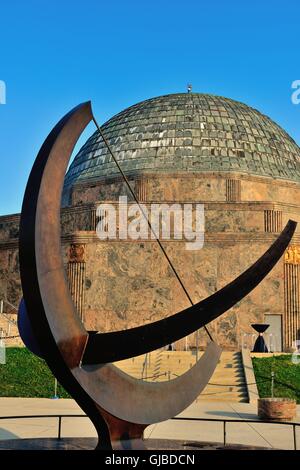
[[63, 93, 300, 199]]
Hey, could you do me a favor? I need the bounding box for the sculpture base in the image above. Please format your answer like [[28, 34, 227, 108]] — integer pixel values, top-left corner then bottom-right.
[[0, 437, 272, 450]]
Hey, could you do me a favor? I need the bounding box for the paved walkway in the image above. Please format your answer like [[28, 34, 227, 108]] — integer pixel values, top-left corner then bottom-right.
[[0, 398, 299, 450]]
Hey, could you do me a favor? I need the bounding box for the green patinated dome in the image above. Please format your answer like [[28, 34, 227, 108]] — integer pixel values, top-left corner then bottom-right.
[[63, 93, 300, 193]]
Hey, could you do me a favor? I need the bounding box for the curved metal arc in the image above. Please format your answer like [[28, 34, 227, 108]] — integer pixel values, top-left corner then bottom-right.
[[19, 102, 112, 448], [83, 219, 296, 364], [75, 341, 222, 424]]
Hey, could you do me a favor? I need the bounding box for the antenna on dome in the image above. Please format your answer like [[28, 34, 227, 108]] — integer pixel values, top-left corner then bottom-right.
[[187, 83, 192, 93]]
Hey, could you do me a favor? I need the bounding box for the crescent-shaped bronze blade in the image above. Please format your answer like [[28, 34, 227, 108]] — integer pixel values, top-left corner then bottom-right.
[[18, 101, 222, 432], [75, 341, 222, 424], [83, 219, 296, 363], [19, 102, 111, 447]]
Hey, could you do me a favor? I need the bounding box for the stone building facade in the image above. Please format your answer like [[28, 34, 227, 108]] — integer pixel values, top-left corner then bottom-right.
[[0, 93, 300, 351]]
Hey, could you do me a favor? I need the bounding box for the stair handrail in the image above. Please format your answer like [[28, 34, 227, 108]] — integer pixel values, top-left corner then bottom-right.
[[141, 353, 150, 379], [1, 299, 18, 311], [0, 299, 18, 327]]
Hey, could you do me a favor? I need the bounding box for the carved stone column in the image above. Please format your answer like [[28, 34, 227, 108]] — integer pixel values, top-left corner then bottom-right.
[[264, 210, 282, 233], [89, 207, 97, 231], [226, 179, 241, 202], [67, 244, 86, 321], [284, 246, 300, 349], [135, 177, 148, 202]]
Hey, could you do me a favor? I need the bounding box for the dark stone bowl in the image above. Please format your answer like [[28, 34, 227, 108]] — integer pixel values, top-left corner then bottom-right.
[[251, 323, 270, 333]]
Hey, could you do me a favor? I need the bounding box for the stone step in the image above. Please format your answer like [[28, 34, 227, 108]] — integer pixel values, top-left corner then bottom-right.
[[115, 350, 248, 402], [0, 313, 23, 347]]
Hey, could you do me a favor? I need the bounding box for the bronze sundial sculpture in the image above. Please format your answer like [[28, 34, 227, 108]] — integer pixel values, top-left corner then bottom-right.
[[18, 102, 296, 450]]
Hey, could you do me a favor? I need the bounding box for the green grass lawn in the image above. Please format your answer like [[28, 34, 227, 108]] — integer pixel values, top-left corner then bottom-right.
[[3, 348, 300, 402], [252, 355, 300, 403], [0, 348, 70, 398]]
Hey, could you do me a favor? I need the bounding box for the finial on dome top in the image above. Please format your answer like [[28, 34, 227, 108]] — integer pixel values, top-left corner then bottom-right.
[[187, 84, 192, 93]]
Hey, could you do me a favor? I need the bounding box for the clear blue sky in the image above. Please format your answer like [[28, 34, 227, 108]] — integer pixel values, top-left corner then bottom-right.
[[0, 0, 299, 215]]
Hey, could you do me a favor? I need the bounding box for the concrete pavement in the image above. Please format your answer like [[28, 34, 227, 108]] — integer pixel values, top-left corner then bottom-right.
[[0, 398, 299, 450]]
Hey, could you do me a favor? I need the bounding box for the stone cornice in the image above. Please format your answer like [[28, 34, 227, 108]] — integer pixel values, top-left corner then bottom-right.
[[83, 200, 300, 212], [0, 213, 20, 223], [60, 231, 300, 245], [70, 170, 300, 191], [2, 231, 299, 250], [0, 239, 19, 249], [2, 200, 299, 224]]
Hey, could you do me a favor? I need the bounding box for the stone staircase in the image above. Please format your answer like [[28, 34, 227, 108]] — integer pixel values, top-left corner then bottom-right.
[[0, 313, 23, 347], [115, 350, 248, 402], [200, 351, 248, 402], [0, 311, 249, 403]]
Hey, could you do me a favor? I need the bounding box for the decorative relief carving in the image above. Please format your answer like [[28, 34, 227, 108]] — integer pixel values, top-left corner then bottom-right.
[[285, 246, 300, 265], [68, 244, 85, 263]]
